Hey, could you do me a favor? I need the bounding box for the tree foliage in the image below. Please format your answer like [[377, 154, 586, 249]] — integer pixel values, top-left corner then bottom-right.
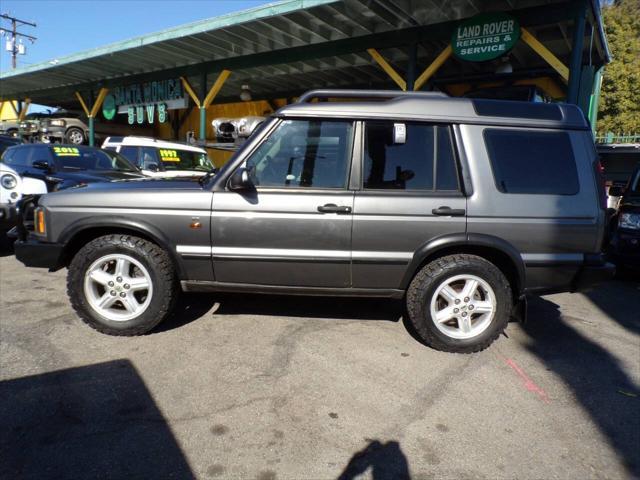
[[597, 0, 640, 134]]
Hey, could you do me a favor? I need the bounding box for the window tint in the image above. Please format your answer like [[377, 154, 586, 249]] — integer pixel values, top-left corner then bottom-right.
[[154, 148, 213, 172], [2, 147, 33, 167], [363, 122, 459, 191], [246, 120, 353, 189], [484, 130, 579, 195], [119, 146, 139, 166]]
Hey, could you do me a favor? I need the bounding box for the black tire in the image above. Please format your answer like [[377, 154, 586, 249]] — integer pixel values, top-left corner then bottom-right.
[[65, 127, 85, 145], [7, 129, 18, 137], [67, 234, 177, 336], [406, 254, 512, 353]]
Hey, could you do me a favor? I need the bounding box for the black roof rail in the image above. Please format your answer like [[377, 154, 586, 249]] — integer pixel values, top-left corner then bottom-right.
[[296, 89, 448, 103]]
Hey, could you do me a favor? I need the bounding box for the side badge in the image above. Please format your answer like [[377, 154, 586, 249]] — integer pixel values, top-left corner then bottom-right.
[[190, 217, 202, 229]]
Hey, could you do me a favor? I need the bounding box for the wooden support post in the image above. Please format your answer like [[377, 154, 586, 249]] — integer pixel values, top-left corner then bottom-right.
[[367, 48, 407, 91], [521, 28, 570, 83], [18, 99, 31, 121], [76, 88, 108, 146], [414, 45, 452, 91]]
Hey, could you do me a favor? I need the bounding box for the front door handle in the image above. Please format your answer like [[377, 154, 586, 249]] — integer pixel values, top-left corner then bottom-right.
[[432, 206, 466, 216], [318, 203, 352, 214]]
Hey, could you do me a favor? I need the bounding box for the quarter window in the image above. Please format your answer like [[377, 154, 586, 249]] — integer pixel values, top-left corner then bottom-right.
[[484, 129, 579, 195], [245, 120, 353, 189], [363, 122, 459, 191]]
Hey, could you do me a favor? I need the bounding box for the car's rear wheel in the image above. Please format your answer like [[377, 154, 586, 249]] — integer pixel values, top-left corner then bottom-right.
[[67, 234, 177, 335], [406, 254, 512, 353], [65, 127, 85, 145]]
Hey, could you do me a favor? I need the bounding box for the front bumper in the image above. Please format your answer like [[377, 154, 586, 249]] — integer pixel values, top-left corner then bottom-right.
[[0, 203, 17, 228], [608, 229, 640, 269], [40, 126, 65, 142], [571, 254, 616, 291], [14, 237, 65, 270]]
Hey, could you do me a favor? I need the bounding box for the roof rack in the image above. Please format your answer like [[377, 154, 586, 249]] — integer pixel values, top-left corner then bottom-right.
[[296, 89, 448, 104]]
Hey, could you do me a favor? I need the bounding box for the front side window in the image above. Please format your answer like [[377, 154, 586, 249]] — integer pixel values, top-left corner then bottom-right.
[[484, 129, 579, 195], [363, 122, 459, 191], [2, 147, 33, 167], [140, 147, 160, 170], [245, 119, 353, 189]]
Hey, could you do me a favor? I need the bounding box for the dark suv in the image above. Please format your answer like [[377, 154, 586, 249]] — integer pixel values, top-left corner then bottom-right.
[[608, 164, 640, 270], [13, 90, 614, 353]]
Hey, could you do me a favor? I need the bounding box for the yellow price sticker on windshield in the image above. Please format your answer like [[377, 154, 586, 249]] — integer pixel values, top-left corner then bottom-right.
[[53, 146, 80, 157], [159, 149, 180, 162]]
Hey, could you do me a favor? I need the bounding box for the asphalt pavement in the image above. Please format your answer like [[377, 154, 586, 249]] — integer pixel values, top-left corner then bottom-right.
[[1, 249, 639, 480]]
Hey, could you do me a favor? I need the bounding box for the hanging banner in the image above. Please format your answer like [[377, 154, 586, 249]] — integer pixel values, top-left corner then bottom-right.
[[452, 13, 520, 62]]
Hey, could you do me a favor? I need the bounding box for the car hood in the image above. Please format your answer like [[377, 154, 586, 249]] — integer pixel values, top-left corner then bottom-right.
[[40, 175, 211, 210]]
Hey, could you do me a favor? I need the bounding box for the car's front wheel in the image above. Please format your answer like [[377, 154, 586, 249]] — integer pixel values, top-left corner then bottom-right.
[[67, 235, 177, 335], [65, 127, 85, 145], [406, 254, 512, 353]]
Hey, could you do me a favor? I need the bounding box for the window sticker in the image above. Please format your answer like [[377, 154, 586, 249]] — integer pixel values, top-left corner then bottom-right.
[[53, 146, 80, 157], [159, 149, 180, 162]]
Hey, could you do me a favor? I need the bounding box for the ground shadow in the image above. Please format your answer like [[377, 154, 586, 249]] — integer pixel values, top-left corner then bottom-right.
[[337, 439, 411, 480], [209, 292, 403, 322], [523, 296, 640, 477], [0, 359, 195, 479], [154, 292, 220, 332], [583, 277, 640, 335]]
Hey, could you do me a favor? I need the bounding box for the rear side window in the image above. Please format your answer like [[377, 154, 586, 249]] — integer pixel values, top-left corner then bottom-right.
[[484, 129, 579, 195], [363, 122, 459, 191]]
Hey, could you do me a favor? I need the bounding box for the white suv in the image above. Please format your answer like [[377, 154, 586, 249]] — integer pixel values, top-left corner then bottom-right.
[[102, 136, 215, 177]]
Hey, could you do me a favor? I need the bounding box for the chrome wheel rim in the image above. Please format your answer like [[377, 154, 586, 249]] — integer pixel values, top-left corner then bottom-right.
[[429, 274, 496, 340], [83, 254, 153, 322], [68, 130, 84, 144]]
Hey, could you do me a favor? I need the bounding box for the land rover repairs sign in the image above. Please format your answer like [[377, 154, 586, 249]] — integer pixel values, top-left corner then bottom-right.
[[452, 13, 520, 62]]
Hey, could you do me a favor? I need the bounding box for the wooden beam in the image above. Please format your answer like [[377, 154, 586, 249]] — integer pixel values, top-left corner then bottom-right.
[[8, 100, 19, 117], [180, 76, 201, 108], [89, 88, 109, 118], [18, 99, 31, 121], [75, 91, 91, 117], [367, 48, 407, 91], [202, 69, 231, 108], [521, 27, 569, 82], [414, 45, 452, 91]]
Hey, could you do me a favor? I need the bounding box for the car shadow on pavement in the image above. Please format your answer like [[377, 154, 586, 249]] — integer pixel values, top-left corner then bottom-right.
[[337, 439, 411, 480], [523, 296, 640, 477], [584, 277, 640, 335], [0, 359, 195, 479], [0, 232, 14, 257], [208, 293, 403, 322]]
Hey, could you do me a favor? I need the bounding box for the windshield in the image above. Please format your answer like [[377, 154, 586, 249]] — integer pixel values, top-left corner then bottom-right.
[[52, 146, 138, 172], [155, 148, 213, 172]]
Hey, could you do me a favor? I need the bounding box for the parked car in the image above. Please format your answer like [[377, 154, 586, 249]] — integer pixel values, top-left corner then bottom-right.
[[607, 164, 640, 270], [12, 90, 613, 352], [0, 135, 22, 155], [1, 144, 144, 192], [102, 136, 215, 177], [0, 118, 20, 137], [18, 112, 51, 142], [0, 163, 47, 230], [212, 116, 265, 143], [39, 110, 90, 145]]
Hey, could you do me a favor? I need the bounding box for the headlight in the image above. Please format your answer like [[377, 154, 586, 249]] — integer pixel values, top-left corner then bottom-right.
[[619, 212, 640, 230], [1, 174, 17, 189], [50, 119, 66, 127]]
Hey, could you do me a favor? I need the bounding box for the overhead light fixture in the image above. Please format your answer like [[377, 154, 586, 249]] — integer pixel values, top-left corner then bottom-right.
[[496, 57, 513, 74], [240, 84, 252, 102]]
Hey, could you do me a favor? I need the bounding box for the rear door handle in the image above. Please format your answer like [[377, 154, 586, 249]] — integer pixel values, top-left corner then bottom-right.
[[432, 206, 466, 216], [318, 203, 352, 214]]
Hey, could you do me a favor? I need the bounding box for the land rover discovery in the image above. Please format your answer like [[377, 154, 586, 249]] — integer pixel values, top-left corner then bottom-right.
[[13, 90, 614, 353]]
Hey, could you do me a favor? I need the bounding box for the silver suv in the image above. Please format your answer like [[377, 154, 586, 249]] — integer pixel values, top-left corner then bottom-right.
[[13, 90, 614, 353]]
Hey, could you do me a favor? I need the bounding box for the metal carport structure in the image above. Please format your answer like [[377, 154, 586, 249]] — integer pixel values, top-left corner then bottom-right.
[[0, 0, 610, 146]]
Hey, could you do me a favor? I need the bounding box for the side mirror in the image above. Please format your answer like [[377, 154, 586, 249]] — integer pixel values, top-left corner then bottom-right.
[[146, 163, 159, 172], [228, 167, 253, 191], [608, 185, 625, 197], [32, 160, 50, 171]]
